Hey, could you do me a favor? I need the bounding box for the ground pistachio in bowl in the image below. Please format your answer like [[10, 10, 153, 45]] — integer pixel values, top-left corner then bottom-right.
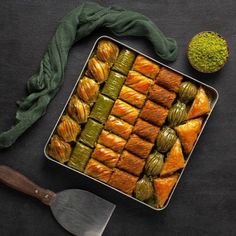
[[187, 31, 229, 73]]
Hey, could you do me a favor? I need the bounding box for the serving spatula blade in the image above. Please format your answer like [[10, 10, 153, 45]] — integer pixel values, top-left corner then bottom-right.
[[0, 165, 115, 236], [51, 189, 115, 236]]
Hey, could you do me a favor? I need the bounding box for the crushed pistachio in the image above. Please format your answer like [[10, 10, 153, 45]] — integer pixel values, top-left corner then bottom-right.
[[188, 32, 228, 73]]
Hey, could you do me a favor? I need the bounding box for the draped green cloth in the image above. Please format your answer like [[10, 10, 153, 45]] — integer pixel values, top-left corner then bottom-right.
[[0, 2, 177, 149]]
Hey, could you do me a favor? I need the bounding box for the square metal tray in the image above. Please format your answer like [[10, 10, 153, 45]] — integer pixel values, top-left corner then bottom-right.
[[44, 36, 219, 211]]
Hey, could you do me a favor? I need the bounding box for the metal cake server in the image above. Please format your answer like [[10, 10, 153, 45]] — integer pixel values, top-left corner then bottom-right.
[[0, 165, 115, 236]]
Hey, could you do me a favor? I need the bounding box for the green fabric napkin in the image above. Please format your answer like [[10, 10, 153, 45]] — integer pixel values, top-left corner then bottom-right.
[[0, 2, 178, 149]]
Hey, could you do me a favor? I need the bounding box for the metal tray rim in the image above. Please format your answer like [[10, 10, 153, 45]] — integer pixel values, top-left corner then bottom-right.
[[44, 35, 219, 211]]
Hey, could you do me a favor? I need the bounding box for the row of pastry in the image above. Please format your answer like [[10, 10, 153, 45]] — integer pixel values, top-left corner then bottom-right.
[[119, 59, 181, 207], [82, 51, 152, 194], [47, 40, 119, 163]]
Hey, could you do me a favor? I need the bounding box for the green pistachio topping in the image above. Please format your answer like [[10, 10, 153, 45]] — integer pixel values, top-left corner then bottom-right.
[[188, 32, 228, 73]]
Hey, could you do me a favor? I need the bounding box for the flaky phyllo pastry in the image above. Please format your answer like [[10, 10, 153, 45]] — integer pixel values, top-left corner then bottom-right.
[[98, 130, 126, 153], [57, 115, 81, 142], [119, 85, 146, 108], [92, 144, 120, 168], [111, 99, 139, 125], [76, 76, 99, 104], [132, 55, 160, 79], [188, 86, 211, 119], [108, 168, 138, 195], [105, 115, 133, 140], [48, 135, 71, 163], [112, 48, 136, 75], [160, 139, 185, 176], [87, 57, 110, 83], [154, 174, 179, 208], [175, 118, 203, 154], [117, 150, 145, 176], [96, 39, 119, 66], [85, 159, 112, 183], [67, 95, 90, 123], [125, 70, 154, 94]]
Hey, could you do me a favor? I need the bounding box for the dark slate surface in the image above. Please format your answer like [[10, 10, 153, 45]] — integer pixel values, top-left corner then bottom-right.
[[0, 1, 236, 235]]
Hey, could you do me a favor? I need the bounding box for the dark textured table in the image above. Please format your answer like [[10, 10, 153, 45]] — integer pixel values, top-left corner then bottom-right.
[[0, 1, 236, 235]]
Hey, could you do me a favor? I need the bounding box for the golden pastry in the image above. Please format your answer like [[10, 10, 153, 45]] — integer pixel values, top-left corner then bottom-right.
[[92, 144, 120, 168], [67, 95, 90, 123], [108, 168, 138, 195], [96, 39, 119, 65], [140, 100, 169, 126], [117, 150, 145, 176], [57, 115, 81, 142], [188, 86, 211, 119], [160, 139, 185, 176], [153, 174, 179, 208], [156, 67, 183, 92], [125, 134, 153, 159], [84, 159, 112, 183], [132, 55, 160, 79], [175, 118, 203, 154], [133, 118, 160, 143], [87, 57, 109, 83], [148, 84, 176, 108], [76, 76, 99, 104], [48, 135, 71, 163], [125, 70, 153, 94]]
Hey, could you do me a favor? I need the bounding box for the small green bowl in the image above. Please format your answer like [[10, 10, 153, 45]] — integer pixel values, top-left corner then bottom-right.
[[187, 31, 229, 73]]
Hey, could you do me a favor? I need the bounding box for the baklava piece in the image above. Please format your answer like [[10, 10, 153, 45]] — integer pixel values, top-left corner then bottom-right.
[[112, 49, 136, 75], [125, 134, 153, 159], [57, 115, 81, 142], [117, 151, 145, 176], [98, 130, 126, 153], [156, 67, 183, 92], [90, 94, 114, 124], [111, 99, 139, 125], [48, 135, 71, 163], [87, 57, 110, 84], [102, 71, 126, 100], [84, 159, 112, 183], [175, 118, 203, 154], [156, 126, 177, 153], [105, 115, 133, 140], [67, 95, 90, 124], [79, 119, 103, 148], [119, 85, 146, 108], [68, 142, 92, 171], [168, 101, 187, 127], [145, 151, 164, 176], [92, 144, 120, 168], [148, 84, 176, 108], [96, 39, 119, 66], [187, 87, 211, 119], [132, 55, 160, 79], [108, 168, 138, 195], [140, 100, 169, 126], [133, 118, 160, 143], [153, 174, 179, 208], [125, 71, 154, 94], [160, 139, 185, 176], [134, 175, 154, 202], [178, 81, 198, 103], [76, 76, 99, 104]]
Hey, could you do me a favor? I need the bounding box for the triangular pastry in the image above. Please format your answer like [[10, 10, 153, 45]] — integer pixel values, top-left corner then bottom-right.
[[188, 87, 211, 119], [160, 139, 185, 176], [154, 174, 179, 208], [175, 118, 203, 154]]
